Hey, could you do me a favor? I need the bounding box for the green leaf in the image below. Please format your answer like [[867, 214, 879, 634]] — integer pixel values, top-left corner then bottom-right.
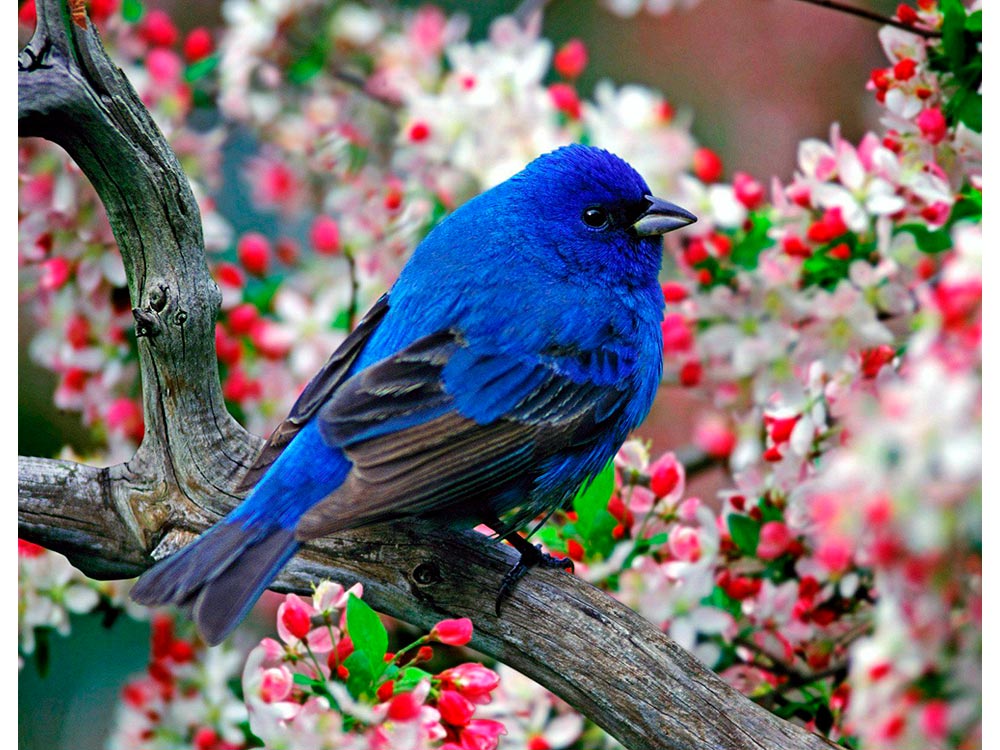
[[728, 514, 761, 556], [292, 672, 325, 691], [951, 186, 982, 223], [896, 223, 953, 254], [122, 0, 143, 23], [966, 10, 982, 33], [801, 252, 847, 289], [244, 276, 283, 311], [288, 45, 327, 85], [704, 584, 741, 617], [184, 55, 219, 83], [343, 650, 375, 700], [730, 213, 774, 270], [572, 460, 618, 559], [646, 532, 669, 548], [395, 666, 433, 693], [956, 91, 982, 133], [346, 594, 388, 680], [940, 0, 968, 70], [759, 503, 784, 524]]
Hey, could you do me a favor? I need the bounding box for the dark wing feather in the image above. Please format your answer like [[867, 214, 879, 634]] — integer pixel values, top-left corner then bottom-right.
[[235, 294, 390, 493], [295, 330, 629, 539]]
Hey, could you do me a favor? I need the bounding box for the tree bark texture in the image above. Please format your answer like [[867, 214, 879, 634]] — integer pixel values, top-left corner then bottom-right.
[[17, 3, 839, 748]]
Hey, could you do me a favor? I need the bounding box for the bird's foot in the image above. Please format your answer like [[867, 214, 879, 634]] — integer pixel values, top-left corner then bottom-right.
[[495, 540, 574, 615]]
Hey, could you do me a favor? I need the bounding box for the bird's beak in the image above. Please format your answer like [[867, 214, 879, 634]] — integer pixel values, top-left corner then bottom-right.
[[631, 195, 697, 237]]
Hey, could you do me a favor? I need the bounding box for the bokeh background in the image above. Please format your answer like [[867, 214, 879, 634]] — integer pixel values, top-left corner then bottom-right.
[[19, 1, 901, 748]]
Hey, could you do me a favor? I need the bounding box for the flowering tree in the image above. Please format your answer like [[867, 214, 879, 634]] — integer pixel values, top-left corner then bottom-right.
[[19, 0, 980, 749]]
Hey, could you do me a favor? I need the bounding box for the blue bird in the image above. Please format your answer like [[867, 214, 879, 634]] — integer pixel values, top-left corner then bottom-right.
[[130, 144, 696, 644]]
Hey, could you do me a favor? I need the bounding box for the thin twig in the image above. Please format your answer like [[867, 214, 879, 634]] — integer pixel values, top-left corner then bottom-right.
[[514, 0, 553, 25], [790, 0, 942, 39]]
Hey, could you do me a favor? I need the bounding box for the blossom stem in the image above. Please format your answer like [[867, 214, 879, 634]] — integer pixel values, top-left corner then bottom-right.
[[788, 0, 942, 39], [345, 247, 359, 332], [391, 635, 429, 665]]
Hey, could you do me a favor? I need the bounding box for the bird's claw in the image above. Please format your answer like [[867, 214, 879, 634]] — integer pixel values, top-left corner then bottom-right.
[[495, 543, 574, 615]]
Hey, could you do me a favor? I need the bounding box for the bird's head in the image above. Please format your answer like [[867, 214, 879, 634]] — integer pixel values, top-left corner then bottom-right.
[[505, 144, 696, 282], [399, 145, 696, 307]]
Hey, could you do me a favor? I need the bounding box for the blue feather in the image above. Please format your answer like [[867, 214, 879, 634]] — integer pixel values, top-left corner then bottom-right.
[[131, 144, 694, 644]]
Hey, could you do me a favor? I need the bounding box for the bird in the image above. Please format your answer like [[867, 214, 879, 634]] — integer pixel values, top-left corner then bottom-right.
[[130, 143, 696, 644]]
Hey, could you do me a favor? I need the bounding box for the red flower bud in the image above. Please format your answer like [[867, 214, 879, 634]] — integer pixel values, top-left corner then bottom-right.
[[431, 617, 473, 646], [554, 39, 588, 79], [860, 345, 895, 378], [237, 233, 271, 277], [548, 83, 581, 119], [184, 28, 213, 63], [228, 303, 259, 336], [893, 57, 917, 81], [827, 242, 851, 260], [916, 107, 947, 145], [140, 9, 179, 48], [896, 4, 919, 25], [310, 215, 341, 255], [781, 234, 812, 258], [692, 147, 723, 183], [661, 281, 688, 303], [408, 121, 431, 142], [649, 454, 681, 498], [679, 360, 702, 387], [387, 692, 422, 721], [280, 598, 312, 640], [733, 172, 764, 209], [377, 680, 395, 702], [437, 689, 475, 726], [193, 728, 219, 750]]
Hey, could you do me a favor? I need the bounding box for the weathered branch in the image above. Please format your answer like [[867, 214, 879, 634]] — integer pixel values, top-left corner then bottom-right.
[[18, 2, 837, 748]]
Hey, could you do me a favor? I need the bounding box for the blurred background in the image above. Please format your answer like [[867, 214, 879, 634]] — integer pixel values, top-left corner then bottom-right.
[[19, 1, 899, 748]]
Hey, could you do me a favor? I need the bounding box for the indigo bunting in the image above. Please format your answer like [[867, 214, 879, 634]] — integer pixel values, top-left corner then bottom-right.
[[131, 144, 696, 644]]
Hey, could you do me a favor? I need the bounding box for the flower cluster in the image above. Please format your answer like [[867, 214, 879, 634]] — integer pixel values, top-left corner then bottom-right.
[[533, 4, 980, 745], [18, 540, 138, 670], [240, 581, 503, 749], [107, 614, 251, 750]]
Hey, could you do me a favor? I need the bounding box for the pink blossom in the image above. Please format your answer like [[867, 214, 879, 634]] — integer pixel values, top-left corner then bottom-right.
[[146, 49, 183, 85], [438, 663, 500, 702], [661, 312, 693, 354], [920, 700, 948, 740], [668, 526, 701, 562], [756, 522, 793, 560], [260, 666, 293, 703], [814, 538, 853, 574], [677, 497, 701, 523], [459, 719, 506, 750]]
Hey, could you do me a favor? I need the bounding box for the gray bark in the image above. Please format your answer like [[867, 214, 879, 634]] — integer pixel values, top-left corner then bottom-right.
[[17, 2, 838, 748]]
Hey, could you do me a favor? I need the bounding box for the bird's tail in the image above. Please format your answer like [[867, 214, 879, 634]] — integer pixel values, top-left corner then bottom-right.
[[130, 519, 299, 645]]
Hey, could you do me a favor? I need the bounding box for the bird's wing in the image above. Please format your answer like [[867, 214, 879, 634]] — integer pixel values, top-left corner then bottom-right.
[[235, 294, 390, 494], [295, 329, 629, 539]]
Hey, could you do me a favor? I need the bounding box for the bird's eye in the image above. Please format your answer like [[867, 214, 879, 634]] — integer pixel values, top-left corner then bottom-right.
[[581, 206, 610, 229]]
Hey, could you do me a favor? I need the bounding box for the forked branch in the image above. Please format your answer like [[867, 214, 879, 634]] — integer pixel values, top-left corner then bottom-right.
[[17, 2, 836, 748]]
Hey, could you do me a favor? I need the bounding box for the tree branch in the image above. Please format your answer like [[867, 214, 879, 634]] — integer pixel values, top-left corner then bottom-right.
[[789, 0, 942, 39], [17, 2, 837, 748]]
